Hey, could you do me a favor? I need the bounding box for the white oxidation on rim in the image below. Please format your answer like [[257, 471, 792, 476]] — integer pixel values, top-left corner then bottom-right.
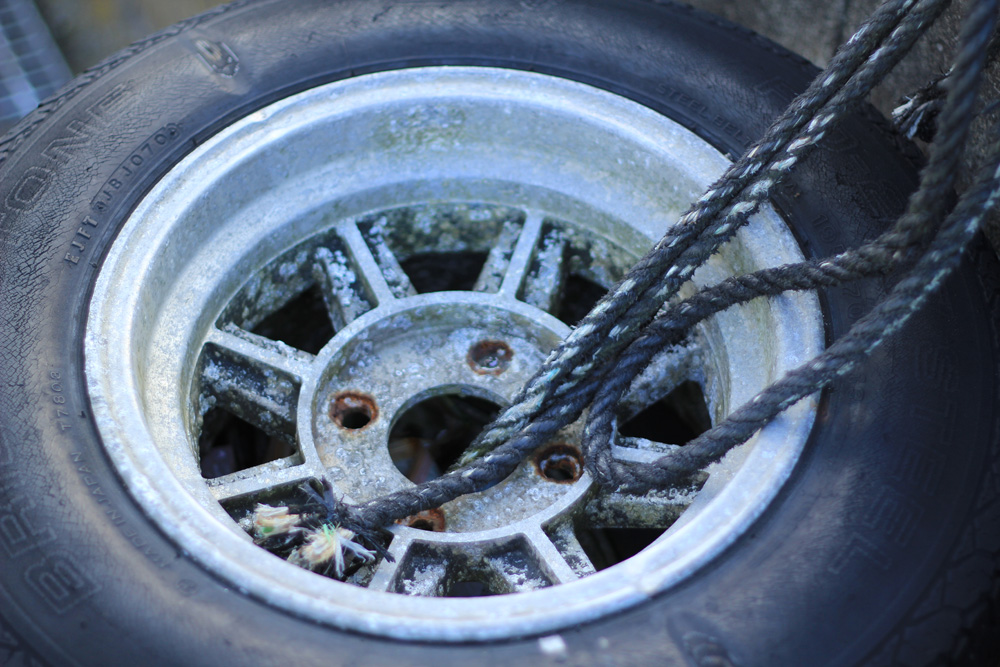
[[85, 68, 822, 641]]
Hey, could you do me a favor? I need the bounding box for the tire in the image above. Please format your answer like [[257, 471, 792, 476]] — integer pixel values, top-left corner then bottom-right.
[[0, 1, 998, 665]]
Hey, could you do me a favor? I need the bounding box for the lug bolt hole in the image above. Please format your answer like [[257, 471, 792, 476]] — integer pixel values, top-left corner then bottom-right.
[[467, 340, 513, 375], [399, 508, 446, 532], [534, 443, 584, 483], [330, 392, 378, 430]]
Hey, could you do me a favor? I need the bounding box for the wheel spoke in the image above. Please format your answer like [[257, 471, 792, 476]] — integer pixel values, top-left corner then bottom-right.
[[206, 462, 316, 501], [473, 218, 524, 293], [498, 211, 546, 298], [518, 223, 568, 314], [200, 326, 309, 442], [612, 437, 681, 464], [592, 437, 702, 528], [544, 521, 598, 578], [339, 220, 416, 304], [519, 526, 581, 586], [312, 244, 376, 329], [618, 341, 702, 422], [206, 325, 315, 378], [386, 540, 451, 597], [365, 533, 412, 593], [584, 476, 698, 529]]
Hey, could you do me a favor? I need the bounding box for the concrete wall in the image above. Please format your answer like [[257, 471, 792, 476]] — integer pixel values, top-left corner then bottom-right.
[[35, 0, 220, 72], [696, 0, 1000, 249], [34, 0, 1000, 248]]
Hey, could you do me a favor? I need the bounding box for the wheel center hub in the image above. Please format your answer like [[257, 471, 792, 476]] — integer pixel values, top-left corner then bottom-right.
[[302, 294, 588, 534]]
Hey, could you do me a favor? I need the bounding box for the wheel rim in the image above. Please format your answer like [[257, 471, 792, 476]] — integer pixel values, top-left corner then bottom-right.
[[85, 67, 823, 641]]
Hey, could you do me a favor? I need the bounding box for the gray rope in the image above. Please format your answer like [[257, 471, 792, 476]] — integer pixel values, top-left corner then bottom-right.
[[893, 20, 1000, 140], [584, 0, 999, 492], [277, 0, 1000, 554], [333, 0, 954, 531], [455, 0, 951, 469]]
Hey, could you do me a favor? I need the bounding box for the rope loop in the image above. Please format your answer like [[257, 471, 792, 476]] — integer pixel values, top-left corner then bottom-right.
[[279, 0, 1000, 556]]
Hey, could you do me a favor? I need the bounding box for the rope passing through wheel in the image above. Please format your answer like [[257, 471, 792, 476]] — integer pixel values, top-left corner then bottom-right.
[[5, 0, 1000, 659], [244, 0, 1000, 572]]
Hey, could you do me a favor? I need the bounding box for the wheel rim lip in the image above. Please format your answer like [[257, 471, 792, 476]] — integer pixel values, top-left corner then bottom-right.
[[83, 67, 822, 641]]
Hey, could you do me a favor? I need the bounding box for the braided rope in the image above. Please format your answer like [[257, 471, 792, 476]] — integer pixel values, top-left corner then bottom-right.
[[610, 129, 1000, 492], [283, 0, 1000, 557], [582, 0, 999, 492], [454, 0, 950, 469], [331, 0, 955, 531]]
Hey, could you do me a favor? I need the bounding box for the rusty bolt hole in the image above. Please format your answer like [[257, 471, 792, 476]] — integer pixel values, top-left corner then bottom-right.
[[398, 508, 446, 532], [330, 391, 378, 430], [534, 443, 584, 483], [467, 339, 513, 375]]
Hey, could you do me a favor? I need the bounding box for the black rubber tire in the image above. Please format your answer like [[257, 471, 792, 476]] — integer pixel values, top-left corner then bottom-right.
[[0, 1, 997, 665]]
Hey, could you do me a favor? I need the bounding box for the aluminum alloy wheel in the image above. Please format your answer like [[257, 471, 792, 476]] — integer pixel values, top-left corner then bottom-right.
[[85, 67, 822, 641]]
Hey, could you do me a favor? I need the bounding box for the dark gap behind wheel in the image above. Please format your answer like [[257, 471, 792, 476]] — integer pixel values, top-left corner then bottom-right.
[[620, 380, 712, 444], [445, 580, 494, 597], [198, 408, 294, 478], [388, 394, 501, 483], [575, 527, 666, 571], [555, 274, 606, 326], [251, 283, 335, 355], [400, 251, 488, 293]]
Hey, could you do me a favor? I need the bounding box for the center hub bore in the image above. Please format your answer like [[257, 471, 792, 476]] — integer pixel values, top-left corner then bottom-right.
[[301, 295, 588, 534]]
